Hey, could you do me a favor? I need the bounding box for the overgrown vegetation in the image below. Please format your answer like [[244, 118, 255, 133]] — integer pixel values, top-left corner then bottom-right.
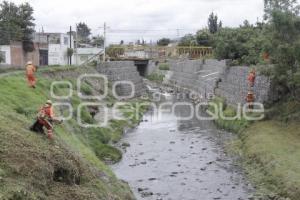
[[158, 63, 170, 71], [211, 96, 300, 199], [208, 97, 252, 133], [146, 72, 165, 83], [157, 38, 171, 46], [0, 66, 141, 200]]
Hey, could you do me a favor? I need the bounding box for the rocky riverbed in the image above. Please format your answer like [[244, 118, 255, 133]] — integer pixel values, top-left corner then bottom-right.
[[112, 98, 254, 200]]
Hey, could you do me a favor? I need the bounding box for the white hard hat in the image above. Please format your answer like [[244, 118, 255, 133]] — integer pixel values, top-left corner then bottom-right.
[[46, 100, 53, 105], [27, 61, 33, 65]]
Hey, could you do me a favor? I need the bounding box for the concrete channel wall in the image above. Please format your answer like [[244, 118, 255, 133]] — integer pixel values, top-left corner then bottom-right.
[[166, 59, 277, 106], [96, 61, 145, 97]]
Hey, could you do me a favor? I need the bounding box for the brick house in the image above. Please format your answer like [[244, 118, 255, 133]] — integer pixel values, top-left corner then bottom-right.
[[0, 41, 48, 68]]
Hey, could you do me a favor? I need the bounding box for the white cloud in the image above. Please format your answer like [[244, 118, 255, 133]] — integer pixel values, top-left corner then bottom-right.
[[7, 0, 265, 43]]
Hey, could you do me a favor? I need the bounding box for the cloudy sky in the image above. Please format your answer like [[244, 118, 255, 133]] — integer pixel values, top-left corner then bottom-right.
[[9, 0, 265, 44]]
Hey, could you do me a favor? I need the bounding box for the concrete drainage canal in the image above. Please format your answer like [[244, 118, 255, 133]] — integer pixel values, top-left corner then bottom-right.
[[112, 96, 254, 200]]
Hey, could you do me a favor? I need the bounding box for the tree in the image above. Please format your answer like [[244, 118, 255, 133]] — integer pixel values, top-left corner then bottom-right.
[[208, 12, 222, 34], [196, 29, 213, 46], [178, 34, 197, 46], [263, 0, 300, 97], [264, 0, 300, 19], [157, 38, 171, 46], [91, 35, 104, 47], [213, 25, 266, 65], [0, 1, 35, 46], [76, 22, 91, 43], [18, 3, 35, 42], [240, 20, 252, 28]]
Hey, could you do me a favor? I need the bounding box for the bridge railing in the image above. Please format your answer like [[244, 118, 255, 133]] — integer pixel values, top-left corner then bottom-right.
[[106, 45, 213, 60]]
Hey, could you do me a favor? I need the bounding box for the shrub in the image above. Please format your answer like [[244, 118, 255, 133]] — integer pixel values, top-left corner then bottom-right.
[[146, 73, 165, 83], [87, 128, 111, 144], [159, 63, 170, 71], [93, 144, 122, 164], [79, 106, 94, 124], [80, 83, 93, 95]]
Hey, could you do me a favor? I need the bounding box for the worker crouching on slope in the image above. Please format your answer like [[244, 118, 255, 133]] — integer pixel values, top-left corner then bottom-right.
[[30, 100, 62, 140], [26, 61, 37, 88]]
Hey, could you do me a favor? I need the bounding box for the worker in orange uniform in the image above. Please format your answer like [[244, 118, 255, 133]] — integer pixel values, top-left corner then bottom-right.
[[262, 52, 270, 61], [30, 100, 62, 139], [26, 61, 37, 88], [245, 91, 255, 109], [247, 69, 256, 88]]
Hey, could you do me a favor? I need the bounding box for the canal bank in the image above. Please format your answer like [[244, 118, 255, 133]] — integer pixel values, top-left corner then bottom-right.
[[159, 59, 300, 200], [210, 97, 300, 200]]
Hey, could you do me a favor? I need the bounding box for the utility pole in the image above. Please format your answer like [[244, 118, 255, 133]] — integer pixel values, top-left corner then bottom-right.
[[75, 23, 78, 65], [103, 22, 107, 62], [69, 26, 72, 65], [99, 22, 109, 62], [176, 29, 180, 38]]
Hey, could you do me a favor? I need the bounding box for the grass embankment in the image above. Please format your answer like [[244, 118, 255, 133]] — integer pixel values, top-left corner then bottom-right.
[[210, 97, 300, 199], [0, 66, 147, 200]]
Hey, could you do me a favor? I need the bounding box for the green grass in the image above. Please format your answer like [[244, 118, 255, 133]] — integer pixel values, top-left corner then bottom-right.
[[0, 68, 136, 200], [211, 96, 300, 199], [236, 121, 300, 200], [209, 97, 252, 133]]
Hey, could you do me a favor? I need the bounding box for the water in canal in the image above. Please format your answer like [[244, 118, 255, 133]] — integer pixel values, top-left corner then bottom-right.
[[112, 98, 254, 200]]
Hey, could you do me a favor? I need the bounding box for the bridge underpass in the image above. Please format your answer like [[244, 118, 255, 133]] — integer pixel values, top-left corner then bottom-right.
[[134, 59, 149, 77]]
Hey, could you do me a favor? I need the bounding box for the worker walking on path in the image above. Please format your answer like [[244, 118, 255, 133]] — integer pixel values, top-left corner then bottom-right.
[[30, 100, 62, 140], [246, 91, 255, 109], [246, 69, 256, 110], [26, 61, 37, 88]]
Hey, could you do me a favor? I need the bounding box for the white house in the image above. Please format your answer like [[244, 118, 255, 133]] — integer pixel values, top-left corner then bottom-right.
[[34, 32, 75, 66], [0, 45, 11, 65], [75, 48, 103, 65], [47, 33, 74, 65]]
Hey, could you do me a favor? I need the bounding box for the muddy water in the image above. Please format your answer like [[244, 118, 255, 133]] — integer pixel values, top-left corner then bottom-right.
[[112, 100, 254, 200]]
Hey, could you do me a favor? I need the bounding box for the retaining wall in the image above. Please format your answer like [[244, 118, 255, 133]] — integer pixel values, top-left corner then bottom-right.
[[96, 61, 145, 97], [215, 66, 277, 106], [167, 59, 226, 98], [167, 59, 277, 106]]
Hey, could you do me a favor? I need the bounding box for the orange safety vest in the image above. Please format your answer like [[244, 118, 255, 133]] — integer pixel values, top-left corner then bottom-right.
[[262, 52, 269, 61], [26, 64, 36, 76], [38, 105, 54, 120], [247, 72, 256, 83], [246, 94, 255, 103]]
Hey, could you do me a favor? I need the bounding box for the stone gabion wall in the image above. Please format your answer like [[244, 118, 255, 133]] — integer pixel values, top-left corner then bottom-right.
[[96, 61, 145, 97], [215, 66, 277, 106], [167, 59, 277, 106], [168, 59, 227, 98]]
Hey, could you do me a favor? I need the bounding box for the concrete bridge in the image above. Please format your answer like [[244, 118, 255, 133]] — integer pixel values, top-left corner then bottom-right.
[[106, 45, 213, 61], [105, 45, 214, 78]]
